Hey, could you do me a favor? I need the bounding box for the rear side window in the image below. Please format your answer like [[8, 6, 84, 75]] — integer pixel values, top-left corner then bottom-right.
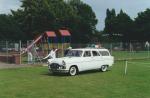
[[99, 51, 110, 56], [92, 51, 100, 56], [84, 51, 91, 57]]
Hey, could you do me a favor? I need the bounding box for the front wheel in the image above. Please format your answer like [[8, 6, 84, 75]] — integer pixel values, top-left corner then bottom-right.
[[101, 65, 108, 72], [69, 66, 77, 76]]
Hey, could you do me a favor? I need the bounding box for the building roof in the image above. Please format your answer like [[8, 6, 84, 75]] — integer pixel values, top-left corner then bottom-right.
[[45, 31, 56, 37], [59, 30, 71, 36]]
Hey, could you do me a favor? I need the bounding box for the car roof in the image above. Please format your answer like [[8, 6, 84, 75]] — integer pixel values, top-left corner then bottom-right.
[[72, 48, 109, 51]]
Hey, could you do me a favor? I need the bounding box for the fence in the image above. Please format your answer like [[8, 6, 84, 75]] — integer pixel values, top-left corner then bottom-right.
[[0, 40, 149, 64], [0, 40, 22, 64], [103, 42, 149, 60]]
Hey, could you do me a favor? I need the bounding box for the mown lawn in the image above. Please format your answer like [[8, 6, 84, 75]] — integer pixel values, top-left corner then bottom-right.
[[112, 51, 149, 60], [0, 60, 150, 98]]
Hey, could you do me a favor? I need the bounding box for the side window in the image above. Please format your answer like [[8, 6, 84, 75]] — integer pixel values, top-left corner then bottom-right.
[[92, 51, 100, 56], [99, 51, 110, 56], [84, 51, 91, 57]]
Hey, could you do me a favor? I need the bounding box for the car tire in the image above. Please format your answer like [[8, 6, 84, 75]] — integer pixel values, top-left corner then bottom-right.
[[52, 72, 57, 75], [101, 65, 108, 72], [69, 66, 77, 76]]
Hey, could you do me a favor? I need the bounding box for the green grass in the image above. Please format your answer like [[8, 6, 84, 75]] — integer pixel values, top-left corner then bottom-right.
[[0, 60, 150, 98], [112, 51, 149, 60]]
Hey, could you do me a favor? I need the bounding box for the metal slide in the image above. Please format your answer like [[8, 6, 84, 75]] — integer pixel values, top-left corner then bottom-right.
[[22, 34, 43, 54]]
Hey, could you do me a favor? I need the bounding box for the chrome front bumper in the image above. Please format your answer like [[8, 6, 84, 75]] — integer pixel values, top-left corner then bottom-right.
[[49, 69, 69, 73], [48, 64, 68, 73]]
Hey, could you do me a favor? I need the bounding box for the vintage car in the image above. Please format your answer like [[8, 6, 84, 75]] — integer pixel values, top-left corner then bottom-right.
[[48, 48, 114, 76]]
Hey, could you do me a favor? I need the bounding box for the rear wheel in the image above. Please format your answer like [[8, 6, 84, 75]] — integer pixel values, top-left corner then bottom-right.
[[101, 65, 108, 72], [69, 66, 77, 76]]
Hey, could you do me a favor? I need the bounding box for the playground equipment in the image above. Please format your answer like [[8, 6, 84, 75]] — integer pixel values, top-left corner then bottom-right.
[[59, 29, 71, 56], [42, 29, 71, 57], [21, 29, 71, 64]]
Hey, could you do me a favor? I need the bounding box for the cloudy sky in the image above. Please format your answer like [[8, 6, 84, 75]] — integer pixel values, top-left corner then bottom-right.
[[0, 0, 150, 30]]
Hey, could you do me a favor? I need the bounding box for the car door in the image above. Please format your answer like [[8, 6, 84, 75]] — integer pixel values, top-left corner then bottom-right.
[[99, 50, 113, 66], [79, 50, 93, 71], [91, 50, 103, 69]]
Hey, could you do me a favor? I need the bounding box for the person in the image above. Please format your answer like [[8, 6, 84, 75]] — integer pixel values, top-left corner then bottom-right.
[[94, 43, 102, 49], [28, 51, 33, 64], [43, 48, 58, 60], [95, 45, 99, 48], [64, 46, 72, 56], [145, 41, 150, 48]]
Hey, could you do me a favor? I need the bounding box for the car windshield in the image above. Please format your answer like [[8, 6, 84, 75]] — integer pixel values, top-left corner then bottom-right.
[[66, 50, 83, 57]]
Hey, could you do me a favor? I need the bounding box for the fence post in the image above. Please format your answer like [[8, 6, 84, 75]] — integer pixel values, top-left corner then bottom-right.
[[62, 44, 64, 57], [125, 60, 128, 75], [129, 42, 131, 59], [19, 40, 22, 64], [148, 46, 150, 58], [6, 40, 8, 63], [110, 43, 113, 55]]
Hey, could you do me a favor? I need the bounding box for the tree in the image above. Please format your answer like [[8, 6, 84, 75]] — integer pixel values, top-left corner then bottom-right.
[[68, 0, 98, 43], [134, 8, 150, 41], [0, 14, 24, 40], [104, 9, 134, 42], [12, 0, 76, 39], [116, 10, 134, 42], [10, 0, 98, 42], [104, 9, 117, 41]]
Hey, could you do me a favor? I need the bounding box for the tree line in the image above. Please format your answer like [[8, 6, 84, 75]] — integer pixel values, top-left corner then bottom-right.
[[0, 0, 98, 43], [104, 8, 150, 42], [0, 0, 150, 43]]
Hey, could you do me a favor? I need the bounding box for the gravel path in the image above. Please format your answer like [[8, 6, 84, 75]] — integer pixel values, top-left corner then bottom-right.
[[0, 62, 44, 69], [0, 62, 28, 69]]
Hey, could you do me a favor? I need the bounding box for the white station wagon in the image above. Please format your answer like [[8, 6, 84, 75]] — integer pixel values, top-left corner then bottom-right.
[[48, 48, 114, 76]]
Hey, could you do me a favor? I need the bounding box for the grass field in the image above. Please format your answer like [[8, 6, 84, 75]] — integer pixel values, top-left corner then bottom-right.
[[0, 60, 150, 98], [112, 51, 149, 60]]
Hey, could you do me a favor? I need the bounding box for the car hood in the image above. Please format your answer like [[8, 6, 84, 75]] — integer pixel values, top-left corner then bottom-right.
[[48, 57, 80, 65]]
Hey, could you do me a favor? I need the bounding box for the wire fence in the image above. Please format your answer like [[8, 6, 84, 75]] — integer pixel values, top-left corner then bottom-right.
[[124, 60, 150, 75], [0, 40, 150, 64]]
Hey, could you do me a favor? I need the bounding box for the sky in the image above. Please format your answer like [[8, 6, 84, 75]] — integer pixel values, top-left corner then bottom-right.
[[0, 0, 150, 30], [0, 0, 21, 13]]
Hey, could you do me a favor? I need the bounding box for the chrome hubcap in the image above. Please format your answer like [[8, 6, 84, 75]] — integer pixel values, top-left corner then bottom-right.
[[70, 67, 76, 75], [101, 66, 107, 71]]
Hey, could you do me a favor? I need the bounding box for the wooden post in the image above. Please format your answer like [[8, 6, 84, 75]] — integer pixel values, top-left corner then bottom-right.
[[6, 41, 8, 63], [19, 40, 22, 64], [125, 60, 128, 75]]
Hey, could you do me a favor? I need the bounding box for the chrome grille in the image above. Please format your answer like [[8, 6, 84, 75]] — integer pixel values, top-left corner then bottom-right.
[[50, 63, 60, 69]]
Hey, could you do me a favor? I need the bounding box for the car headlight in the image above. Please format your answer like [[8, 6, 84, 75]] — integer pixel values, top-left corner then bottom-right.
[[61, 60, 66, 69], [62, 60, 66, 66]]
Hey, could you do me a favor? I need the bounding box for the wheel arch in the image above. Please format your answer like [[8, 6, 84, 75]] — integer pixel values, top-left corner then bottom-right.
[[101, 64, 109, 67]]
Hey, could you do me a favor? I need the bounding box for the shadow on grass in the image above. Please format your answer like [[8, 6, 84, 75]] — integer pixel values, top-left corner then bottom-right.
[[41, 69, 111, 77], [41, 72, 69, 77], [79, 69, 111, 75]]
